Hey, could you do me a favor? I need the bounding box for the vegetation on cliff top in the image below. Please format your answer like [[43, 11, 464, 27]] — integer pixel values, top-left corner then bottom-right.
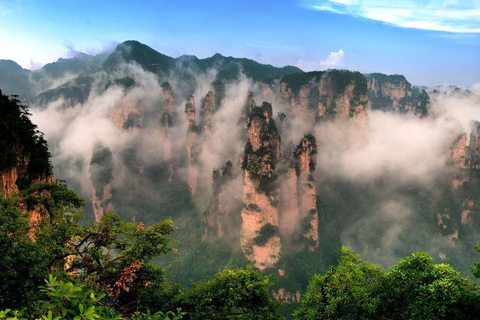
[[0, 90, 51, 188]]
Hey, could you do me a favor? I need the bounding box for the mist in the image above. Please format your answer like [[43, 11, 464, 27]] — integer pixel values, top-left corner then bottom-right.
[[29, 59, 480, 269]]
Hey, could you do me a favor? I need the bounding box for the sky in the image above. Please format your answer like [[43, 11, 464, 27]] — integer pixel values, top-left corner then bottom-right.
[[0, 0, 479, 86]]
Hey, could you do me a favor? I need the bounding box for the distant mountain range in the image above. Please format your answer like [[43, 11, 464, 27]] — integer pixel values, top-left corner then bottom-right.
[[0, 40, 303, 100]]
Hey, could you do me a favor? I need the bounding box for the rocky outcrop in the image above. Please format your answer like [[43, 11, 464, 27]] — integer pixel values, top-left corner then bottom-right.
[[0, 167, 19, 197], [279, 135, 319, 249], [200, 91, 215, 132], [272, 288, 301, 303], [161, 82, 175, 116], [280, 70, 368, 128], [451, 133, 468, 169], [203, 161, 233, 240], [199, 82, 225, 133], [185, 96, 199, 195], [89, 145, 114, 221], [241, 102, 281, 270], [294, 135, 319, 248], [366, 73, 429, 117], [160, 82, 175, 182], [468, 121, 480, 170], [111, 94, 142, 129]]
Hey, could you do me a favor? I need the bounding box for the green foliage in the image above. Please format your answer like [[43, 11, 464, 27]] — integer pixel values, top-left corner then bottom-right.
[[180, 266, 283, 320], [68, 213, 176, 314], [294, 248, 384, 320], [0, 91, 51, 185], [253, 223, 279, 246], [380, 252, 479, 319], [295, 249, 480, 320], [280, 72, 324, 94], [0, 276, 185, 320], [0, 183, 83, 310]]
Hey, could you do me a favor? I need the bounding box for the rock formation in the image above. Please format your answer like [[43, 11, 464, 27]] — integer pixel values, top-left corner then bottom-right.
[[203, 160, 233, 240], [241, 102, 281, 270], [280, 70, 368, 128], [294, 135, 319, 248], [160, 82, 175, 182], [200, 91, 215, 132], [468, 121, 480, 170], [366, 73, 429, 117], [199, 82, 225, 133], [89, 145, 114, 222], [451, 133, 468, 169], [279, 135, 319, 249], [185, 96, 200, 195], [111, 94, 142, 129]]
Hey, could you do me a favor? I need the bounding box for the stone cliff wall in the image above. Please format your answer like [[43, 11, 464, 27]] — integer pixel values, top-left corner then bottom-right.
[[366, 73, 429, 117], [241, 103, 281, 270]]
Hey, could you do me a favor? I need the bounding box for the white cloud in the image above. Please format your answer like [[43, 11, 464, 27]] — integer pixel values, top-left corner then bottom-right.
[[321, 49, 344, 67], [309, 0, 480, 33], [296, 49, 345, 71]]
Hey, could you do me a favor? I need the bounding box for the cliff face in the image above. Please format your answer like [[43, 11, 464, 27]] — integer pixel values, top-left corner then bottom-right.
[[279, 135, 319, 249], [366, 73, 429, 117], [294, 135, 319, 248], [468, 121, 480, 170], [199, 81, 225, 133], [241, 102, 281, 270], [89, 145, 114, 221], [279, 70, 368, 127], [160, 82, 175, 182], [200, 91, 215, 132], [0, 91, 55, 197], [0, 167, 19, 197], [451, 133, 468, 169], [203, 161, 233, 240], [185, 96, 199, 195], [111, 94, 142, 129]]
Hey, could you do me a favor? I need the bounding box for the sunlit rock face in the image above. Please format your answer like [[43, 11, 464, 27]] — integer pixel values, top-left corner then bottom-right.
[[111, 94, 142, 130], [294, 135, 319, 249], [468, 121, 480, 170], [279, 70, 368, 130], [366, 73, 429, 117], [241, 102, 281, 270], [451, 133, 467, 169]]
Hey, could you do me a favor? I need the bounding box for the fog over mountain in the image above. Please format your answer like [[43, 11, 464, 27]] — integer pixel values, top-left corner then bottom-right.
[[2, 40, 480, 303]]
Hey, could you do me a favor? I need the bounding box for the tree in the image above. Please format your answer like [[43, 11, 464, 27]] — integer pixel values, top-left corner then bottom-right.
[[381, 252, 479, 320], [296, 249, 480, 320], [294, 247, 383, 320], [67, 213, 177, 315], [0, 182, 84, 310], [180, 266, 282, 320]]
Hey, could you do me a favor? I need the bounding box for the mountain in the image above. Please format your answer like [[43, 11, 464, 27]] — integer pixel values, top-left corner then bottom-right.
[[0, 40, 303, 104], [0, 60, 33, 98], [4, 40, 480, 317]]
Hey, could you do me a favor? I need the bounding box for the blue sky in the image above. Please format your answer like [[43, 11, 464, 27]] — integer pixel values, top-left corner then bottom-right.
[[0, 0, 479, 86]]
